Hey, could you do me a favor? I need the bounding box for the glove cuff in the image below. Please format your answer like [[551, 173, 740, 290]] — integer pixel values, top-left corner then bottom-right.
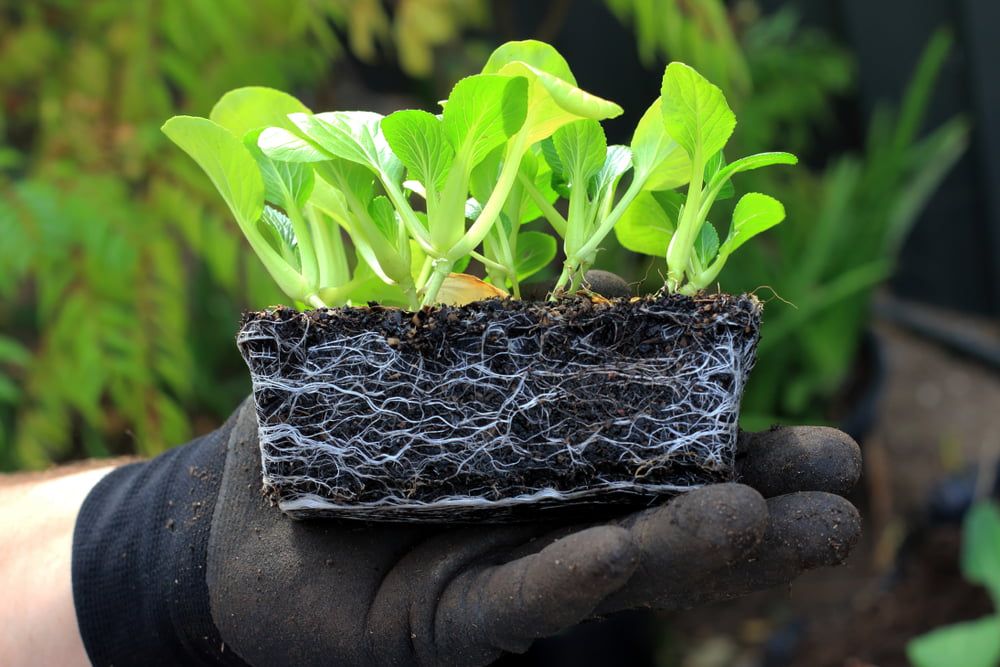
[[72, 415, 249, 666]]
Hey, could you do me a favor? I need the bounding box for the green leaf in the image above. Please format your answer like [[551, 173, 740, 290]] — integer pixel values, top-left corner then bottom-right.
[[209, 86, 310, 138], [661, 62, 736, 161], [162, 115, 308, 301], [257, 127, 331, 163], [651, 190, 685, 221], [442, 74, 528, 168], [514, 231, 557, 280], [694, 222, 720, 266], [244, 129, 314, 208], [592, 145, 632, 200], [550, 119, 607, 188], [381, 109, 453, 192], [483, 41, 623, 145], [614, 190, 679, 256], [258, 206, 299, 267], [710, 151, 799, 188], [307, 177, 352, 230], [907, 616, 1000, 667], [367, 195, 399, 244], [0, 375, 19, 403], [719, 192, 786, 258], [631, 97, 690, 190], [162, 116, 264, 232], [482, 39, 578, 84], [962, 502, 1000, 604], [289, 111, 404, 184], [705, 151, 735, 200], [0, 336, 30, 366]]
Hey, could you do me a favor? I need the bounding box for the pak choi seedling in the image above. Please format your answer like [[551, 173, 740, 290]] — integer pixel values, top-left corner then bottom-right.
[[163, 41, 796, 309]]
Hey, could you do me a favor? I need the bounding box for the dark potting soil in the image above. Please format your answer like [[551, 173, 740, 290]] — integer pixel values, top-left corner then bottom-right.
[[238, 292, 761, 518]]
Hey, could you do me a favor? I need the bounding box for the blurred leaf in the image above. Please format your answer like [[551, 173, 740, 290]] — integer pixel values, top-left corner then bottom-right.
[[907, 616, 1000, 667], [963, 502, 1000, 605], [515, 231, 557, 281]]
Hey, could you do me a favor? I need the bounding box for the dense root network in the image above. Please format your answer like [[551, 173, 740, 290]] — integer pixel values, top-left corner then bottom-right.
[[237, 294, 761, 521]]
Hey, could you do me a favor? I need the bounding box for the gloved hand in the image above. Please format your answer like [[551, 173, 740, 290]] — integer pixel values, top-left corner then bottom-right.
[[73, 400, 861, 667]]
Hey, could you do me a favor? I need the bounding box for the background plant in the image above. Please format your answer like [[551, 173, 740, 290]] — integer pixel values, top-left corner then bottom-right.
[[0, 0, 486, 469], [907, 501, 1000, 667]]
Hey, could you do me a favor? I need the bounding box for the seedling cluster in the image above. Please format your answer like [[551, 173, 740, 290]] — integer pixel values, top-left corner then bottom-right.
[[164, 40, 796, 309]]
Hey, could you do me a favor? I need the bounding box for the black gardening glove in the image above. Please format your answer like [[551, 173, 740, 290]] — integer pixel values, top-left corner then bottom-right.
[[73, 399, 861, 667]]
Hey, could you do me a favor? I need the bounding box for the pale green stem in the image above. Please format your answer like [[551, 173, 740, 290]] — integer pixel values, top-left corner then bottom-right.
[[286, 201, 319, 290], [305, 293, 328, 309], [380, 174, 435, 254], [415, 255, 434, 291], [420, 259, 453, 307], [666, 149, 705, 291], [470, 250, 510, 274], [570, 175, 646, 264], [518, 172, 567, 237], [550, 260, 575, 299], [447, 129, 531, 261]]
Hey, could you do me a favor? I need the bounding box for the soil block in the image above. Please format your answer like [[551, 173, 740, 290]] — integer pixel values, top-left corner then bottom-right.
[[237, 292, 762, 522]]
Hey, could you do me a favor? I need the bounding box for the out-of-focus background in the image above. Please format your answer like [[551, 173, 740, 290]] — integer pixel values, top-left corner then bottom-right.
[[1, 1, 998, 665]]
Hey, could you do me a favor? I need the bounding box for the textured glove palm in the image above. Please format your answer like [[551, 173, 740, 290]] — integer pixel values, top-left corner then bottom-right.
[[202, 400, 861, 666]]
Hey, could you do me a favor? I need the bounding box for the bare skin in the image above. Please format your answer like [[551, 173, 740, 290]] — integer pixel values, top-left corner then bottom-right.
[[0, 466, 115, 667]]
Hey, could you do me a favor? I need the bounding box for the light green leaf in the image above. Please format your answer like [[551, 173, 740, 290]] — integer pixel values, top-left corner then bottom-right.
[[367, 196, 398, 244], [651, 190, 684, 221], [482, 39, 577, 84], [442, 74, 528, 168], [210, 86, 310, 138], [710, 151, 799, 189], [631, 98, 690, 190], [484, 41, 622, 145], [162, 116, 263, 232], [257, 127, 331, 163], [515, 231, 557, 280], [550, 119, 607, 187], [592, 145, 632, 199], [661, 62, 736, 161], [694, 222, 720, 266], [381, 110, 453, 192], [315, 159, 376, 206], [0, 375, 19, 403], [313, 161, 389, 284], [907, 616, 1000, 667], [161, 115, 307, 300], [0, 337, 30, 366], [307, 177, 352, 230], [614, 190, 678, 256], [258, 206, 299, 267], [244, 128, 314, 208], [719, 192, 786, 258], [289, 111, 404, 184], [962, 502, 1000, 604], [705, 151, 735, 200]]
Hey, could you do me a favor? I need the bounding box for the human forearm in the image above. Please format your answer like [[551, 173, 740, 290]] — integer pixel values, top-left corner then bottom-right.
[[0, 466, 115, 667]]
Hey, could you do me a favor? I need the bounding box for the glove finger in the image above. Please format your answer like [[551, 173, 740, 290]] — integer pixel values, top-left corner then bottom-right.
[[683, 491, 862, 608], [596, 483, 768, 614], [737, 426, 862, 497], [435, 525, 638, 657]]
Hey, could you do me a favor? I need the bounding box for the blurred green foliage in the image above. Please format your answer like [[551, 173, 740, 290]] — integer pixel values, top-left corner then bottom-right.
[[604, 4, 966, 429], [722, 26, 967, 429], [0, 0, 486, 469], [0, 0, 967, 469]]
